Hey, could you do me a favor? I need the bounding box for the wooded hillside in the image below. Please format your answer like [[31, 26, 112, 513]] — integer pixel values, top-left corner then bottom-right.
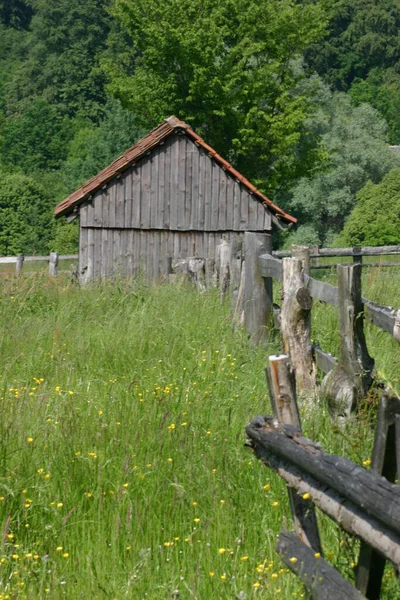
[[1, 0, 399, 254]]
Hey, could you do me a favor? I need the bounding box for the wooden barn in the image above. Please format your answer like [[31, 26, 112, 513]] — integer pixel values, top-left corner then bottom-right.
[[54, 116, 296, 283]]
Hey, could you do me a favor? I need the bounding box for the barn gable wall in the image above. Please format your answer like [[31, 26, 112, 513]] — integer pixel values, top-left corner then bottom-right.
[[78, 132, 273, 282], [82, 134, 271, 232]]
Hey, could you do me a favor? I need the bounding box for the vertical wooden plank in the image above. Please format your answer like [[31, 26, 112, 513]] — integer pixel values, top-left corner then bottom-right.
[[195, 232, 203, 259], [211, 160, 220, 231], [204, 154, 212, 230], [115, 177, 125, 228], [248, 194, 258, 231], [177, 136, 186, 230], [124, 171, 132, 230], [218, 169, 227, 230], [99, 190, 109, 228], [240, 185, 249, 231], [133, 230, 140, 276], [153, 232, 161, 279], [163, 140, 171, 228], [243, 232, 272, 344], [150, 150, 159, 228], [87, 199, 94, 229], [132, 167, 141, 228], [158, 145, 165, 229], [79, 226, 88, 284], [87, 228, 94, 281], [233, 181, 241, 230], [113, 229, 120, 276], [198, 148, 206, 230], [185, 139, 193, 229], [93, 192, 103, 228], [141, 158, 151, 228], [101, 228, 108, 280], [190, 142, 199, 229], [94, 229, 102, 279], [226, 175, 234, 230], [126, 230, 134, 278], [107, 183, 116, 228], [169, 137, 179, 230], [80, 203, 88, 228], [120, 229, 128, 277], [263, 206, 272, 231], [173, 232, 180, 260]]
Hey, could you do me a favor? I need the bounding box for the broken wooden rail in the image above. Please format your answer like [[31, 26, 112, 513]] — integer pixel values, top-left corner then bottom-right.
[[246, 355, 400, 599]]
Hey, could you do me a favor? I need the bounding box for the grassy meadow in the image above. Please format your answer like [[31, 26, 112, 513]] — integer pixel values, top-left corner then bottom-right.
[[0, 270, 399, 599]]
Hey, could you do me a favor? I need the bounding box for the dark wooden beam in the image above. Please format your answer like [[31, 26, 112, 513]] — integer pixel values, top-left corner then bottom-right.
[[277, 530, 367, 600]]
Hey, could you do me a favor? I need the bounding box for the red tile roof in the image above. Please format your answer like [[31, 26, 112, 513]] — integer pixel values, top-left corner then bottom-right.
[[54, 115, 297, 225]]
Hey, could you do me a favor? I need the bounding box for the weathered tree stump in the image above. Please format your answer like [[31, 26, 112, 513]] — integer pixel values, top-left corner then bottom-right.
[[321, 264, 374, 421], [281, 257, 316, 396]]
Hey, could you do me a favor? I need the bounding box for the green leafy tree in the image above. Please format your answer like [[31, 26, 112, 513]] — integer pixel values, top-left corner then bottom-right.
[[305, 0, 400, 91], [349, 68, 400, 143], [0, 98, 74, 171], [61, 98, 143, 190], [0, 172, 54, 255], [337, 168, 400, 246], [282, 87, 400, 246], [104, 0, 327, 192], [0, 0, 32, 29], [4, 0, 111, 122]]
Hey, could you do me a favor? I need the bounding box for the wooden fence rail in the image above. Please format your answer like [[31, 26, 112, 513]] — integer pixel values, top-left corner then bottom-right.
[[0, 253, 78, 276], [246, 356, 400, 600]]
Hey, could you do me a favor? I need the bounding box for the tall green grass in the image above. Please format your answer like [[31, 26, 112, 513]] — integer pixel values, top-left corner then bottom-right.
[[0, 274, 398, 599]]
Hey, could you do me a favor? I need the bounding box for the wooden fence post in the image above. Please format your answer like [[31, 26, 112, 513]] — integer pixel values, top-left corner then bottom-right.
[[356, 394, 400, 599], [281, 257, 316, 396], [16, 254, 24, 275], [321, 264, 374, 421], [243, 232, 272, 344], [49, 252, 59, 277], [291, 245, 311, 276], [353, 246, 363, 265], [266, 354, 322, 554]]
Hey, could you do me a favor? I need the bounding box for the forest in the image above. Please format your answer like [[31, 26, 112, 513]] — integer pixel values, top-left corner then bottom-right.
[[1, 0, 400, 255]]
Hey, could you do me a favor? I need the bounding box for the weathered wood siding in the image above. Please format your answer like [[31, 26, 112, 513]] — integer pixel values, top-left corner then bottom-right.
[[79, 133, 272, 281], [82, 135, 271, 232], [79, 228, 243, 281]]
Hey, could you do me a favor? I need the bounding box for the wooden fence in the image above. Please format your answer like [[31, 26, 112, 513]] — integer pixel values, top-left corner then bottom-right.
[[243, 241, 400, 598], [0, 253, 78, 276], [246, 355, 400, 600]]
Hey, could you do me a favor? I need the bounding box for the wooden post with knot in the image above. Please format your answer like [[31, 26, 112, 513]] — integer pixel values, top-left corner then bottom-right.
[[321, 264, 374, 422], [280, 253, 316, 397]]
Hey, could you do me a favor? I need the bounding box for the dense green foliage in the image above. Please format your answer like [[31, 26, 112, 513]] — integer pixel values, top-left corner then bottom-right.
[[0, 0, 399, 252], [106, 0, 327, 192], [337, 167, 400, 246], [281, 85, 399, 246]]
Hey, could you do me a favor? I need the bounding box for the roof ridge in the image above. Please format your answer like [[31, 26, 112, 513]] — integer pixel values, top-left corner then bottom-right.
[[54, 116, 296, 225]]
